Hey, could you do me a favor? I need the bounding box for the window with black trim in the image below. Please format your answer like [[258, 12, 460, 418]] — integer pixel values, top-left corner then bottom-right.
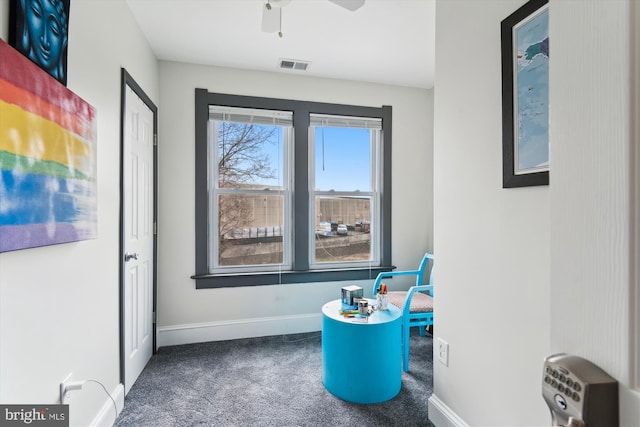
[[193, 90, 392, 288]]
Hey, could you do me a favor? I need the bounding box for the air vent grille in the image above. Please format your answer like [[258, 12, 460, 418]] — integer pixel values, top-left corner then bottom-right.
[[279, 58, 310, 71]]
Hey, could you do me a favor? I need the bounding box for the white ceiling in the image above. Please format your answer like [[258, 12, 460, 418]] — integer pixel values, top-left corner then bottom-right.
[[125, 0, 435, 89]]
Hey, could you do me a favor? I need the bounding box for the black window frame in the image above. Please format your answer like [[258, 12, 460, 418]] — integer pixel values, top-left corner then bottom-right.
[[192, 89, 393, 288]]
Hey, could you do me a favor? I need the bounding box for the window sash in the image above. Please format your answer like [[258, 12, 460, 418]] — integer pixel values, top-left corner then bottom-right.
[[308, 119, 383, 269], [207, 113, 293, 274]]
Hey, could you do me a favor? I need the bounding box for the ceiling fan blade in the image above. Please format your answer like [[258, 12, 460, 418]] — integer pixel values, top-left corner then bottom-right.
[[261, 5, 280, 33], [328, 0, 365, 11]]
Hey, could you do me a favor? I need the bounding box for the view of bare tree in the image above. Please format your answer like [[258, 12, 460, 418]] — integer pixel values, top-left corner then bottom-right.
[[217, 122, 279, 263], [218, 122, 277, 185]]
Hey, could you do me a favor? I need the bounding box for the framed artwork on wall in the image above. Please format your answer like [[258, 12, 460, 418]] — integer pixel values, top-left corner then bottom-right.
[[501, 0, 549, 188], [0, 39, 97, 252], [8, 0, 70, 86]]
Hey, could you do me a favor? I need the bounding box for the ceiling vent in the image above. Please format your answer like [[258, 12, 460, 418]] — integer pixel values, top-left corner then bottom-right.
[[279, 58, 311, 71]]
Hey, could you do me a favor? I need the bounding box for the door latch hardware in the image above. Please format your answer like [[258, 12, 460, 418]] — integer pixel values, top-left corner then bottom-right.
[[124, 252, 139, 262]]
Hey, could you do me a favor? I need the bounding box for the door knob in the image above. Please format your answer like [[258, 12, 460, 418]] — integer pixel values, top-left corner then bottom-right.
[[124, 252, 139, 262]]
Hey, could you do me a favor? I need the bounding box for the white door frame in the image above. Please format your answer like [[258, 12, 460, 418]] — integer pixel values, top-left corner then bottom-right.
[[119, 68, 158, 391]]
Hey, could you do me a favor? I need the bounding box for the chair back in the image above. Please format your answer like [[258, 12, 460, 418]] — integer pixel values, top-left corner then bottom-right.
[[416, 253, 434, 287]]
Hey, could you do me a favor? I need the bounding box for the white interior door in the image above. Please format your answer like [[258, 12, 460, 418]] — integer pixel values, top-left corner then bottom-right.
[[123, 85, 155, 395]]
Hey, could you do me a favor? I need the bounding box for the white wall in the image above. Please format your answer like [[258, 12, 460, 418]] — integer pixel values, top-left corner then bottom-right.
[[431, 0, 551, 425], [0, 1, 5, 38], [431, 0, 640, 426], [156, 61, 433, 344], [0, 1, 158, 426]]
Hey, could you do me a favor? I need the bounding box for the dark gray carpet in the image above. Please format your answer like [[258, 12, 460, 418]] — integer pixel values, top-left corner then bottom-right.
[[114, 329, 434, 427]]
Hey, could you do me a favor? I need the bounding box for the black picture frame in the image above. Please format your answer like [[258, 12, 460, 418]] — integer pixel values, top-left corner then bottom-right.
[[501, 0, 549, 188], [8, 0, 70, 86]]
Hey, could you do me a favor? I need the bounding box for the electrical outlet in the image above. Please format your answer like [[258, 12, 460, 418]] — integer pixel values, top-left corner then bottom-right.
[[437, 337, 449, 367]]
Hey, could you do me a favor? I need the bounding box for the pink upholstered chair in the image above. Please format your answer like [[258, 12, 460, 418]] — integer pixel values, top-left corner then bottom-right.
[[372, 253, 434, 372]]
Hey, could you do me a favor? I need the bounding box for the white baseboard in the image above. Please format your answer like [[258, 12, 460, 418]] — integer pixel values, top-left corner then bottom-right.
[[428, 394, 470, 427], [89, 382, 124, 427], [157, 313, 323, 348]]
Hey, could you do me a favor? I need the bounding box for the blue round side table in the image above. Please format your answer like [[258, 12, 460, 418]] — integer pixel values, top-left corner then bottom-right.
[[321, 298, 402, 404]]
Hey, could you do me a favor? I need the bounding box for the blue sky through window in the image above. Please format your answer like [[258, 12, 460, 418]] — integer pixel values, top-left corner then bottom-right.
[[251, 126, 371, 191], [314, 127, 370, 191]]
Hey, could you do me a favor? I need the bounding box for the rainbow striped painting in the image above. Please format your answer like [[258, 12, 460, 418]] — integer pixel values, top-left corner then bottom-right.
[[0, 39, 97, 252]]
